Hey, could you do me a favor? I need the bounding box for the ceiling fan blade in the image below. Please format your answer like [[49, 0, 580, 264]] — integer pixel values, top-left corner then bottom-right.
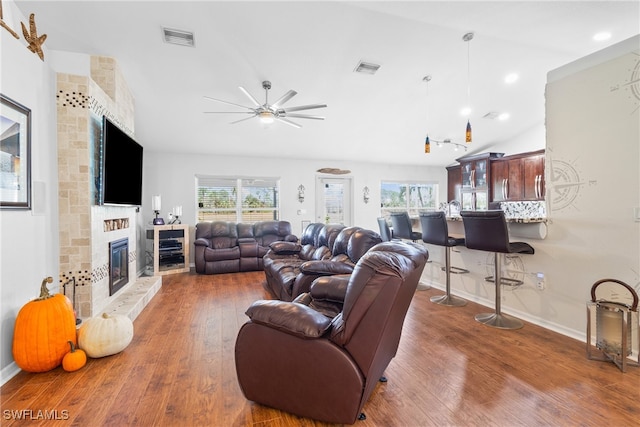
[[230, 114, 257, 124], [283, 113, 325, 120], [281, 103, 327, 113], [238, 86, 261, 107], [204, 96, 255, 111], [275, 117, 302, 129], [204, 111, 256, 114], [271, 90, 297, 109]]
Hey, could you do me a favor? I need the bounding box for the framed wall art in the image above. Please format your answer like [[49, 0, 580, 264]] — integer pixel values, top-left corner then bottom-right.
[[0, 94, 31, 209]]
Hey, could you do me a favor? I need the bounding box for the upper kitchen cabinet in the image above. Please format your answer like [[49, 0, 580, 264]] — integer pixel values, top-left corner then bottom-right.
[[446, 165, 462, 202], [456, 152, 504, 210], [490, 150, 545, 202]]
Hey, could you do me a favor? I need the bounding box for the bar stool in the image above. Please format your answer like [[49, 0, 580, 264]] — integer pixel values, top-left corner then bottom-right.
[[377, 217, 393, 242], [389, 212, 421, 242], [460, 210, 534, 330], [419, 212, 468, 307]]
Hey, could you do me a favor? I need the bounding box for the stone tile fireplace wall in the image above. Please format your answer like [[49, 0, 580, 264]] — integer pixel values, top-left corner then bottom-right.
[[57, 56, 138, 318]]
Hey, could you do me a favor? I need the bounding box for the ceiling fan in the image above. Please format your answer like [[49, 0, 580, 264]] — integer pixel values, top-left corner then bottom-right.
[[204, 81, 327, 128]]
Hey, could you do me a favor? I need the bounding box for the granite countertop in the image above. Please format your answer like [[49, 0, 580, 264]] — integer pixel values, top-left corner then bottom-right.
[[445, 215, 547, 223]]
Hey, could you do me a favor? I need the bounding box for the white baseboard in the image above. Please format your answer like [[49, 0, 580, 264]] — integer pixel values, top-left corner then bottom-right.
[[1, 362, 21, 387]]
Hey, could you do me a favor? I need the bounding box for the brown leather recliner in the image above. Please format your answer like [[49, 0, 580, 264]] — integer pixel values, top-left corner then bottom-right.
[[235, 240, 429, 424]]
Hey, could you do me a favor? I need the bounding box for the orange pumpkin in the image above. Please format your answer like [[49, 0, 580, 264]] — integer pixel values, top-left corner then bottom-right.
[[62, 341, 86, 372], [12, 277, 78, 372]]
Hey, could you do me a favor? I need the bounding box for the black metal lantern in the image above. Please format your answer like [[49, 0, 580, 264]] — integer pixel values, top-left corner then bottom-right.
[[586, 279, 639, 372]]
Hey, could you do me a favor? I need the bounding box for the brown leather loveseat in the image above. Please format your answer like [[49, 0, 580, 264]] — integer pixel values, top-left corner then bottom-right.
[[235, 240, 429, 424], [194, 220, 297, 274], [263, 223, 382, 301]]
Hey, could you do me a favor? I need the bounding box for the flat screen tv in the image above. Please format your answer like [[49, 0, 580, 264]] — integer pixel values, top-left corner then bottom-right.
[[101, 116, 143, 206]]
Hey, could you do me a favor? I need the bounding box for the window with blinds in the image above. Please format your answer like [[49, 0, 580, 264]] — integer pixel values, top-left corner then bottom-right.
[[380, 181, 438, 218], [196, 176, 279, 223]]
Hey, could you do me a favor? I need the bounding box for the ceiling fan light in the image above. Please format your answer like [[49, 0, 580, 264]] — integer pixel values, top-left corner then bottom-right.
[[259, 111, 275, 124]]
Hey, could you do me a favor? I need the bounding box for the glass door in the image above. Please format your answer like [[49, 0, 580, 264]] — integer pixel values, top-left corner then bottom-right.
[[315, 177, 352, 225]]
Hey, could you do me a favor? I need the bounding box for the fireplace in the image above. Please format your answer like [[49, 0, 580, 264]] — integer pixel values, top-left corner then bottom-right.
[[109, 238, 129, 296]]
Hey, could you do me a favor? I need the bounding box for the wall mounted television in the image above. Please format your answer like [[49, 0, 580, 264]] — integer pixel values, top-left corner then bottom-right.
[[101, 116, 143, 206]]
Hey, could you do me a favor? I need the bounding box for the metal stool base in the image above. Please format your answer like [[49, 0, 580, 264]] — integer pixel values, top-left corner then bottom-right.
[[475, 312, 523, 330], [430, 294, 467, 306]]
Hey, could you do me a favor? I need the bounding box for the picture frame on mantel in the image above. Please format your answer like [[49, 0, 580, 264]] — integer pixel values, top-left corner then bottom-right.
[[0, 94, 31, 209]]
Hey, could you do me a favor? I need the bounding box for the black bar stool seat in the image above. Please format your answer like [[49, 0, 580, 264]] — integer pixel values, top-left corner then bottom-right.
[[377, 217, 393, 242], [460, 210, 534, 330], [390, 212, 421, 241], [419, 211, 468, 307]]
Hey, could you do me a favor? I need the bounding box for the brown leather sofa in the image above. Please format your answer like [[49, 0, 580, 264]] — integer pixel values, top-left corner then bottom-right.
[[235, 240, 429, 424], [194, 220, 297, 274], [263, 223, 382, 301]]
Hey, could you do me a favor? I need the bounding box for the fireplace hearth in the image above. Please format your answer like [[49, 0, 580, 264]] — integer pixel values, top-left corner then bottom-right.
[[109, 238, 129, 296]]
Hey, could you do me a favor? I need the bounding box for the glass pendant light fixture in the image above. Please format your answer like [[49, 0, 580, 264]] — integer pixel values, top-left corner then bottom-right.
[[424, 75, 432, 153], [463, 32, 474, 144]]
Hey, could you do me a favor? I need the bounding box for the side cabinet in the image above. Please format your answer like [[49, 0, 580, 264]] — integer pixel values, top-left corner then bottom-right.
[[146, 224, 190, 276], [523, 153, 545, 200]]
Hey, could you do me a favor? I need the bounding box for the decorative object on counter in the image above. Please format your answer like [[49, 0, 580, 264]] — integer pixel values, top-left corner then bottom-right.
[[77, 312, 134, 358], [463, 31, 474, 144], [168, 205, 182, 224], [362, 186, 370, 204], [297, 185, 305, 203], [152, 194, 164, 225], [587, 279, 639, 372], [419, 211, 468, 306], [12, 277, 78, 372], [460, 210, 534, 330]]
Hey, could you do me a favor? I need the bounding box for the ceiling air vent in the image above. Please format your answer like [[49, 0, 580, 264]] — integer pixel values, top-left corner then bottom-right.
[[354, 60, 380, 75], [482, 112, 500, 120], [162, 27, 195, 47]]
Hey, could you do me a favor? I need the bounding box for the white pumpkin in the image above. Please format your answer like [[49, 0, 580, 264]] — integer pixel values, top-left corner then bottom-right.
[[77, 313, 134, 358]]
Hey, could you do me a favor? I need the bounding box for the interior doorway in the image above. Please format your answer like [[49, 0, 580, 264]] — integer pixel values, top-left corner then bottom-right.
[[315, 177, 352, 226]]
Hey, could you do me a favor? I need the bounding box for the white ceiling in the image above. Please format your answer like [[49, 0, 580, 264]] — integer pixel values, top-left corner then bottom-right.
[[18, 1, 640, 166]]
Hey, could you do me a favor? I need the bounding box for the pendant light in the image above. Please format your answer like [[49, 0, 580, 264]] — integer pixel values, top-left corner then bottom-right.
[[463, 32, 474, 143], [424, 75, 432, 154]]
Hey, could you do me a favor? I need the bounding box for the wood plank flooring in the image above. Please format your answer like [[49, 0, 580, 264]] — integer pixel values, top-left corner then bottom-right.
[[2, 270, 639, 426]]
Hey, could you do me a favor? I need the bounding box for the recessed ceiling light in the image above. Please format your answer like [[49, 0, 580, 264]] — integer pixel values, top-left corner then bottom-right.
[[505, 73, 519, 84], [460, 107, 471, 116], [593, 32, 612, 41], [498, 112, 510, 121]]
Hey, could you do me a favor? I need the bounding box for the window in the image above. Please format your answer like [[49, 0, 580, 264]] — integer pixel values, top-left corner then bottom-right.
[[380, 181, 438, 218], [196, 176, 279, 223]]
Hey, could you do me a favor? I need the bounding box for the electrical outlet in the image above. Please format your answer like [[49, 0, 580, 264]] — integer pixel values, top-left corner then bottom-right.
[[536, 272, 545, 290]]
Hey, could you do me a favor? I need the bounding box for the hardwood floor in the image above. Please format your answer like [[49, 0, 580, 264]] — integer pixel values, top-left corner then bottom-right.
[[2, 270, 639, 426]]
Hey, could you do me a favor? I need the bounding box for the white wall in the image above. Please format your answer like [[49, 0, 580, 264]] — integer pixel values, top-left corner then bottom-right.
[[0, 2, 58, 382], [141, 151, 448, 267]]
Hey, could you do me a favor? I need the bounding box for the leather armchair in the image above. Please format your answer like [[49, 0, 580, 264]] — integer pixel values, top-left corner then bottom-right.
[[235, 240, 429, 424]]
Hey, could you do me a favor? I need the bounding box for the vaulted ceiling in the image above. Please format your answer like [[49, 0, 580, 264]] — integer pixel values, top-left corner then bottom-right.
[[18, 1, 640, 166]]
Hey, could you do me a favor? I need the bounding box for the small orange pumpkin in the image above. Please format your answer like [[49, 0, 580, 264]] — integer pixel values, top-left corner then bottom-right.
[[12, 277, 77, 372], [62, 341, 87, 372]]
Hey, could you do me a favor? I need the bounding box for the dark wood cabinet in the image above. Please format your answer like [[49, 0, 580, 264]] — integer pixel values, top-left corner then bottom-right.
[[446, 165, 462, 202], [489, 149, 545, 202], [455, 152, 504, 210], [523, 153, 545, 200]]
